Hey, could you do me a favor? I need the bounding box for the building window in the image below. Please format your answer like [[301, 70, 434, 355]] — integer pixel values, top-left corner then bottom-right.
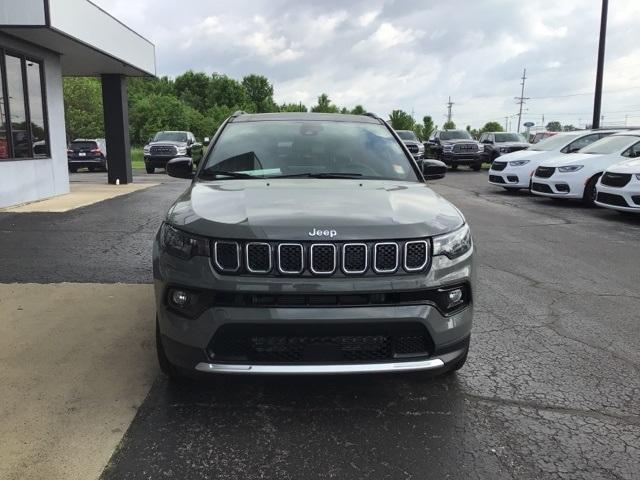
[[0, 50, 49, 160]]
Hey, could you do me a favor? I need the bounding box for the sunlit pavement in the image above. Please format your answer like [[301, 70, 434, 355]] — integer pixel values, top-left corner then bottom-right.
[[1, 170, 638, 479]]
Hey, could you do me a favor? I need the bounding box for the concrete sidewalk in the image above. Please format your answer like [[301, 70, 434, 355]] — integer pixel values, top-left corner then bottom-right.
[[0, 283, 157, 480], [0, 183, 158, 213]]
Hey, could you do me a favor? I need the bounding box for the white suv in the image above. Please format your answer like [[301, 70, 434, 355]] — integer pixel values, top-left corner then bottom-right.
[[488, 130, 617, 191], [595, 157, 640, 213], [530, 131, 640, 205]]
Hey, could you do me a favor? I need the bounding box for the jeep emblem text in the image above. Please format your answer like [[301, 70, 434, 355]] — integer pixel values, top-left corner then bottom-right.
[[308, 228, 337, 238]]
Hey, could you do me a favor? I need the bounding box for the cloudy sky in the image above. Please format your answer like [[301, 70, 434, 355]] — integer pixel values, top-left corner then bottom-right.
[[95, 0, 640, 130]]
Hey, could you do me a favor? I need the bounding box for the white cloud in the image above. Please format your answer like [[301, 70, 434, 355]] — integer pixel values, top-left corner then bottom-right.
[[91, 0, 640, 129]]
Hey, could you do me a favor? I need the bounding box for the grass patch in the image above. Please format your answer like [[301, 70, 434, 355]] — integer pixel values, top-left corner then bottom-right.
[[131, 147, 144, 170]]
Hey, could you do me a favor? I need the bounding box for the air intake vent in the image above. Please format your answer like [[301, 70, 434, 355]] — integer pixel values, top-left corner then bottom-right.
[[246, 243, 272, 273], [214, 241, 240, 272], [374, 243, 398, 273], [342, 243, 368, 274], [404, 240, 429, 271], [278, 243, 304, 274], [310, 244, 336, 274]]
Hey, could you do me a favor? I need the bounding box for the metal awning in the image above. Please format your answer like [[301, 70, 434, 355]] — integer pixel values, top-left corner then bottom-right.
[[0, 0, 155, 76]]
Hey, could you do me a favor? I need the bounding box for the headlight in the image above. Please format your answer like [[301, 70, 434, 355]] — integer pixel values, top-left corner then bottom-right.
[[443, 144, 454, 152], [477, 144, 484, 153], [509, 160, 530, 166], [143, 145, 150, 154], [418, 144, 425, 152], [160, 223, 210, 260], [499, 147, 509, 153], [432, 224, 472, 260], [558, 165, 583, 172], [177, 146, 188, 155]]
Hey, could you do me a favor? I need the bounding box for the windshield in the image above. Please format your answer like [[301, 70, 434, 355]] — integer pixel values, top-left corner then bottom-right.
[[495, 133, 527, 143], [153, 131, 187, 142], [396, 130, 418, 141], [200, 120, 419, 181], [580, 135, 639, 155], [440, 130, 472, 140], [529, 133, 582, 151]]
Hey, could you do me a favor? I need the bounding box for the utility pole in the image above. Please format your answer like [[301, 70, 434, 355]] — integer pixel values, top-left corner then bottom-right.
[[515, 68, 529, 133], [504, 116, 509, 131], [446, 96, 454, 124], [592, 0, 608, 129]]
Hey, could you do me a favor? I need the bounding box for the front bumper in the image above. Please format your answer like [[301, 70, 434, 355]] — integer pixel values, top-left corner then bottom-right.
[[68, 157, 106, 168], [144, 155, 188, 168], [530, 174, 584, 199], [154, 242, 474, 375], [441, 152, 483, 165], [595, 182, 640, 212]]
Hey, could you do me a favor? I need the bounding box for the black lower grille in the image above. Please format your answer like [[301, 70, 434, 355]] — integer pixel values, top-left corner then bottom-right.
[[491, 161, 507, 171], [597, 192, 629, 207], [209, 323, 433, 364], [601, 172, 632, 188], [489, 175, 506, 183], [531, 182, 553, 193], [535, 166, 555, 178]]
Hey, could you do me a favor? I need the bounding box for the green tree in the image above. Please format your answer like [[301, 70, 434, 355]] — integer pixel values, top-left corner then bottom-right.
[[562, 124, 577, 131], [242, 74, 276, 112], [279, 102, 308, 112], [442, 120, 456, 130], [421, 116, 435, 139], [480, 121, 504, 134], [311, 93, 340, 113], [388, 110, 415, 130], [350, 105, 366, 115], [546, 121, 562, 132], [63, 77, 104, 142], [174, 70, 211, 113], [208, 74, 248, 109]]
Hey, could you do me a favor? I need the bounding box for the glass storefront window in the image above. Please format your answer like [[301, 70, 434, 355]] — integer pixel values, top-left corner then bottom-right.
[[0, 51, 49, 160]]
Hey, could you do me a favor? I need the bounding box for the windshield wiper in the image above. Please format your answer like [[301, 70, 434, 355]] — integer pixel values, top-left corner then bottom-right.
[[268, 172, 364, 179], [199, 170, 258, 179]]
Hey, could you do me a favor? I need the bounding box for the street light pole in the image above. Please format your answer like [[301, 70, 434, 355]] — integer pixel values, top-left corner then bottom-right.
[[592, 0, 608, 129]]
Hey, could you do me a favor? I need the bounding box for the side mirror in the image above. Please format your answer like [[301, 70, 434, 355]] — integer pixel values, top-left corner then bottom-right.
[[422, 159, 447, 180], [203, 137, 211, 146], [166, 157, 194, 179]]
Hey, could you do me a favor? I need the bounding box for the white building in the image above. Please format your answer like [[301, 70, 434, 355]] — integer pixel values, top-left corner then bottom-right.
[[0, 0, 155, 208]]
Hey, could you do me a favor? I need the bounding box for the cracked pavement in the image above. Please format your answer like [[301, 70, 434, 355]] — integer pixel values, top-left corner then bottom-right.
[[2, 171, 639, 479]]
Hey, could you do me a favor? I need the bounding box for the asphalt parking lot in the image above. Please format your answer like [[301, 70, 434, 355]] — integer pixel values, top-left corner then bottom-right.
[[1, 170, 639, 480]]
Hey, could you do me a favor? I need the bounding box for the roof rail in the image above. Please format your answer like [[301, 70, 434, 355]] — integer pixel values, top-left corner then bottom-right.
[[363, 112, 383, 122], [231, 110, 247, 117]]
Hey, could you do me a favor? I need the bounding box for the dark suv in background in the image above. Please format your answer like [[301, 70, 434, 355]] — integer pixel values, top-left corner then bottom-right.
[[143, 131, 203, 174], [395, 130, 424, 159], [426, 130, 484, 170], [67, 138, 107, 172], [479, 132, 529, 162]]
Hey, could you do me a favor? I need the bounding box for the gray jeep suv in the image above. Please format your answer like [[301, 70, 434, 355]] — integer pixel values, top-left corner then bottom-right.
[[153, 112, 474, 379]]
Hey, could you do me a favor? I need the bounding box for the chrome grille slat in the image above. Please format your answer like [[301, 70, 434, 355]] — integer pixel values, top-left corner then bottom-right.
[[373, 242, 399, 273], [310, 244, 337, 275], [404, 240, 429, 272], [246, 242, 272, 273], [214, 241, 240, 272], [342, 243, 368, 274]]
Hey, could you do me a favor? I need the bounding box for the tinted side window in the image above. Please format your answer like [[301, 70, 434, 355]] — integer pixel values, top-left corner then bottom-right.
[[622, 141, 640, 158], [565, 134, 599, 152]]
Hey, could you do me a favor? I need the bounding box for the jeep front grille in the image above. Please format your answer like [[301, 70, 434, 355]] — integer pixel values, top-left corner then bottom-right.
[[212, 239, 431, 276]]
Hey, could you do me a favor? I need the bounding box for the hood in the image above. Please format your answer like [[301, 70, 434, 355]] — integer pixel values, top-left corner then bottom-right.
[[148, 140, 188, 147], [607, 158, 640, 174], [167, 179, 465, 241], [541, 152, 601, 167], [498, 149, 556, 162], [402, 140, 422, 147]]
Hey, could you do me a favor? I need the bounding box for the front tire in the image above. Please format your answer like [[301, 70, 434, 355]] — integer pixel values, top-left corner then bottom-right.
[[450, 164, 458, 171], [471, 161, 482, 171], [145, 164, 155, 174], [69, 166, 78, 173], [582, 175, 600, 206]]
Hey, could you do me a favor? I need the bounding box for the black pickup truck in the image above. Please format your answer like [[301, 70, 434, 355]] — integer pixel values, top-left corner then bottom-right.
[[143, 131, 203, 174], [425, 130, 484, 170]]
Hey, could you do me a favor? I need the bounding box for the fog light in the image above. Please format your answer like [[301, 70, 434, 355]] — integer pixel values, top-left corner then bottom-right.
[[447, 288, 463, 308], [170, 289, 189, 307]]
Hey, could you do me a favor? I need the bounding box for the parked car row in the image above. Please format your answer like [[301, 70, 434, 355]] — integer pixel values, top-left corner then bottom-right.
[[488, 129, 640, 213], [67, 130, 206, 174]]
